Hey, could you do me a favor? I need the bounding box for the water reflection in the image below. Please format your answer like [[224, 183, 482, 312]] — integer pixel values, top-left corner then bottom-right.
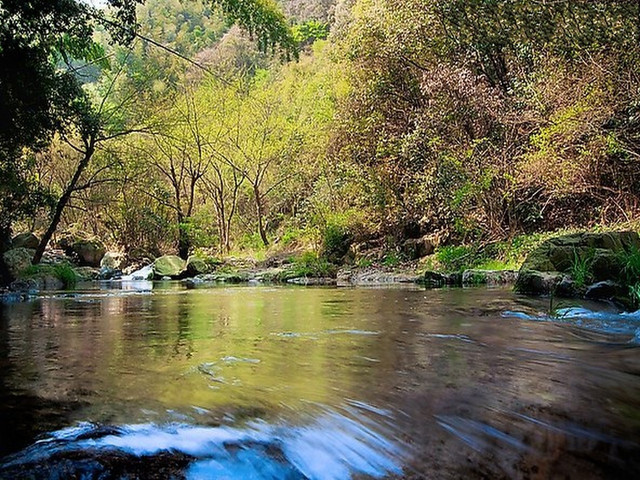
[[1, 286, 640, 478]]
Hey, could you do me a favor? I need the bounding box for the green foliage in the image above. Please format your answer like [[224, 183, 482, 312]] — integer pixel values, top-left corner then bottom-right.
[[436, 246, 476, 273], [322, 222, 352, 263], [289, 251, 337, 278], [293, 20, 329, 46], [569, 249, 595, 288], [629, 283, 640, 309], [618, 245, 640, 284], [382, 251, 401, 267]]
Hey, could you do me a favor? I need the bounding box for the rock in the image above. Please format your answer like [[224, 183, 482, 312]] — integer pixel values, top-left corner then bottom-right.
[[65, 239, 106, 267], [74, 267, 100, 281], [287, 277, 337, 285], [3, 248, 34, 278], [40, 275, 65, 290], [186, 256, 210, 277], [9, 278, 39, 293], [336, 268, 420, 286], [98, 267, 122, 280], [520, 232, 639, 274], [152, 255, 187, 279], [403, 235, 435, 260], [555, 276, 578, 298], [516, 231, 640, 296], [420, 271, 462, 287], [462, 269, 518, 286], [11, 232, 40, 250], [515, 270, 564, 295], [584, 281, 626, 301], [100, 252, 123, 270]]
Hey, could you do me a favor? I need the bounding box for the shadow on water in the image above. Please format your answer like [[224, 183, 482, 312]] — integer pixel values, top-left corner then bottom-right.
[[1, 285, 640, 478]]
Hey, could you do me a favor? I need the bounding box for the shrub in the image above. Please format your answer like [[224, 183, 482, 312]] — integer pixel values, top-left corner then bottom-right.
[[288, 251, 337, 279], [23, 263, 78, 289]]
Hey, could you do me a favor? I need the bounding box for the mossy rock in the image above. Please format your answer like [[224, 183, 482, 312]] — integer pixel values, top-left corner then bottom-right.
[[186, 256, 210, 277], [153, 255, 187, 279], [3, 248, 35, 278], [521, 231, 639, 273], [516, 231, 640, 296]]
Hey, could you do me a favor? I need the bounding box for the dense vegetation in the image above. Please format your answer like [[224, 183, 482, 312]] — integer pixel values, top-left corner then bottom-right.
[[2, 0, 640, 280]]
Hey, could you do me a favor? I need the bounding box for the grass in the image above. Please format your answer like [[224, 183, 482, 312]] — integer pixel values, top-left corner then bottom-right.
[[569, 249, 594, 288]]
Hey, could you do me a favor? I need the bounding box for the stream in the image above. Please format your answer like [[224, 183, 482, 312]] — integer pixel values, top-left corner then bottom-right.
[[1, 284, 639, 479]]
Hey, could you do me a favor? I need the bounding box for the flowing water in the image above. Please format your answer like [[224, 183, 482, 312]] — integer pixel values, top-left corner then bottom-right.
[[1, 284, 639, 479]]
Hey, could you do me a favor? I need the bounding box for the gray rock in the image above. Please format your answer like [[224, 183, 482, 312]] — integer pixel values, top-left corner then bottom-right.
[[462, 269, 518, 286], [65, 239, 106, 267], [3, 248, 34, 278], [286, 277, 337, 285], [11, 232, 40, 250], [555, 276, 578, 297], [515, 270, 564, 295], [403, 235, 435, 260], [9, 278, 40, 293], [74, 267, 100, 281], [585, 281, 626, 301], [101, 252, 123, 270]]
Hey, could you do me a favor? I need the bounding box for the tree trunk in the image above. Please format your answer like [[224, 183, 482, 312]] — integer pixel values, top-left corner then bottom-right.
[[177, 213, 190, 260], [253, 185, 269, 247], [32, 140, 95, 265]]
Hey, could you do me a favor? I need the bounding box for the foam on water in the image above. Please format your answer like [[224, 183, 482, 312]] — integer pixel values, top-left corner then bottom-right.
[[1, 403, 407, 480], [502, 307, 640, 343]]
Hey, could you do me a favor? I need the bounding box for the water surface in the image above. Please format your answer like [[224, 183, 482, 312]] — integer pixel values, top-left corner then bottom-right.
[[1, 285, 639, 478]]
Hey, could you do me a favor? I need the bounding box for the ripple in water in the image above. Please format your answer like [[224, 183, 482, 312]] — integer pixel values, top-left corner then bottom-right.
[[0, 402, 407, 480], [502, 307, 640, 343]]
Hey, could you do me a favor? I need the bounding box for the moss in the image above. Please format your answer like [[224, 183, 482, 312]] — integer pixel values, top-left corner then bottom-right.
[[23, 264, 78, 289]]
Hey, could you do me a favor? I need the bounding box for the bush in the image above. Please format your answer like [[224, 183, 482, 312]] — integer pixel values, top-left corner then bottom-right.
[[436, 246, 477, 272], [288, 251, 337, 279], [321, 223, 352, 264], [23, 263, 78, 289]]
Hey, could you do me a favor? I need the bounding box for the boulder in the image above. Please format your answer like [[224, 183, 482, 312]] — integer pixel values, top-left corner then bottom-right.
[[584, 281, 626, 302], [11, 232, 40, 250], [403, 235, 435, 260], [186, 256, 210, 277], [3, 248, 34, 278], [421, 271, 461, 287], [101, 252, 124, 270], [63, 239, 106, 267], [516, 231, 640, 296], [515, 270, 564, 295], [152, 255, 187, 279]]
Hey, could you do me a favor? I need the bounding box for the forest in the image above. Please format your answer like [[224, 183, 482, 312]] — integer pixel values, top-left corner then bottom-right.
[[1, 0, 640, 282]]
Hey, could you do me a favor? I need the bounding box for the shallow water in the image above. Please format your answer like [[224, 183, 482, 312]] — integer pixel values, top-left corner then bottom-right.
[[1, 284, 639, 479]]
